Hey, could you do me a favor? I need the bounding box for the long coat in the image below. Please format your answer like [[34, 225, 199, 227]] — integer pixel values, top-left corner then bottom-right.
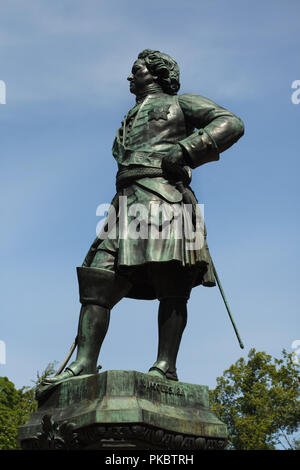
[[84, 92, 244, 300]]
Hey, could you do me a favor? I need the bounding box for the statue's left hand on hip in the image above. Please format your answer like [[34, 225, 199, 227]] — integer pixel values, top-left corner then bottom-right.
[[162, 144, 185, 170]]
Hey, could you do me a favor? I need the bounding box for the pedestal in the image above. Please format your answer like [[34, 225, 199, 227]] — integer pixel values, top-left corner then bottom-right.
[[18, 370, 227, 450]]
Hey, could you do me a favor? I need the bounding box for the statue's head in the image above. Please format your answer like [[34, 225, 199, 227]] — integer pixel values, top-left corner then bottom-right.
[[134, 49, 180, 95]]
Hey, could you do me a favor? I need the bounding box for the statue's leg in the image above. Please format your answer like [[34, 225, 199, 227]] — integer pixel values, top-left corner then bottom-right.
[[43, 266, 132, 385], [148, 297, 187, 381], [147, 262, 195, 381], [52, 303, 110, 380]]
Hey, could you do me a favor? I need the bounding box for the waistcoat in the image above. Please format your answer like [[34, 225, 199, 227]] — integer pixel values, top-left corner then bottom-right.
[[112, 93, 187, 169]]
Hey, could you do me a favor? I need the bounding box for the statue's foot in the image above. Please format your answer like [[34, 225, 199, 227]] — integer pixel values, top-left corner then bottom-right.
[[35, 361, 96, 402], [148, 360, 179, 381], [42, 368, 74, 385], [41, 361, 87, 386]]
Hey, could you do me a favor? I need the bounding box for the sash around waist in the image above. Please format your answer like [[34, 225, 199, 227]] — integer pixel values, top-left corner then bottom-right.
[[118, 150, 164, 168], [116, 165, 192, 192]]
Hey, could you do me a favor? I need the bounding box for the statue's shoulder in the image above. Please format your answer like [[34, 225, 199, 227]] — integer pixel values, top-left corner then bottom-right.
[[178, 93, 223, 115], [148, 92, 177, 103], [178, 93, 210, 105]]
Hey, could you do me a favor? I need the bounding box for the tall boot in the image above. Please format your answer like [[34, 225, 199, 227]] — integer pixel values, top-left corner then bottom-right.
[[148, 297, 187, 381], [44, 304, 110, 384], [44, 267, 132, 384]]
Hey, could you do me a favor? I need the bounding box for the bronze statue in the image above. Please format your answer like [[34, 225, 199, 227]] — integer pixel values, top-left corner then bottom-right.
[[41, 49, 244, 393]]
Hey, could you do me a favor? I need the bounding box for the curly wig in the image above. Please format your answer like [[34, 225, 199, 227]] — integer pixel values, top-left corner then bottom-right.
[[137, 49, 180, 95]]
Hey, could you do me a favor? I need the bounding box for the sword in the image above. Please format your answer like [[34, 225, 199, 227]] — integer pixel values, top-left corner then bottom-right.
[[175, 178, 244, 349], [55, 336, 78, 376], [54, 336, 103, 376], [211, 260, 244, 349]]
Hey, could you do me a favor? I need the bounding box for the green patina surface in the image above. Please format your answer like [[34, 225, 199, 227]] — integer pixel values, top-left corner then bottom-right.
[[19, 370, 227, 443]]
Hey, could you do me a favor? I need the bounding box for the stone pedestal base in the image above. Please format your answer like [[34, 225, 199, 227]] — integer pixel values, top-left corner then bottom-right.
[[18, 370, 227, 450]]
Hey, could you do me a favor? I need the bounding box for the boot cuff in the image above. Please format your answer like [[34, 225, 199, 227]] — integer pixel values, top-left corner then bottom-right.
[[77, 267, 132, 309]]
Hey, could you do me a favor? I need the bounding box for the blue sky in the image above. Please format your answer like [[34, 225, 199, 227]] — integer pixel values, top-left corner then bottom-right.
[[0, 0, 299, 393]]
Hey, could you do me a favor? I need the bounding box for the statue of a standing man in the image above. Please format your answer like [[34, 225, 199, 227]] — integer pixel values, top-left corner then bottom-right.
[[42, 49, 244, 390]]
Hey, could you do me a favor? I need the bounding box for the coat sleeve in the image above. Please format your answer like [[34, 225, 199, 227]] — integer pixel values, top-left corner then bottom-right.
[[178, 94, 244, 168]]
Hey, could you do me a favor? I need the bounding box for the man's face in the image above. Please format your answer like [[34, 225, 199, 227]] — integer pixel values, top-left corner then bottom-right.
[[127, 59, 156, 95]]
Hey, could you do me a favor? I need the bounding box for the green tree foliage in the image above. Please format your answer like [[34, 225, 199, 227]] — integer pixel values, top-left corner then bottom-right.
[[33, 361, 58, 387], [0, 362, 58, 450], [210, 349, 300, 450], [0, 377, 37, 449]]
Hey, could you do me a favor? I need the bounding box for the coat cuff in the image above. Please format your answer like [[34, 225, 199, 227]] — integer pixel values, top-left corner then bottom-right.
[[178, 129, 219, 169]]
